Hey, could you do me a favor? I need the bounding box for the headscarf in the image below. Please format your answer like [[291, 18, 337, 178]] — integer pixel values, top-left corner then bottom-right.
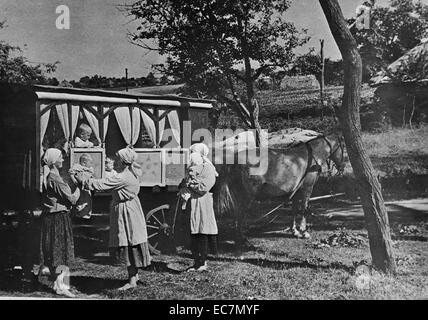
[[189, 143, 218, 177], [117, 147, 142, 178], [188, 152, 204, 167], [42, 148, 62, 188]]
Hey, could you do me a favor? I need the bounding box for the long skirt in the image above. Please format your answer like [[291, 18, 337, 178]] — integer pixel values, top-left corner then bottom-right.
[[111, 242, 151, 268], [39, 211, 74, 269]]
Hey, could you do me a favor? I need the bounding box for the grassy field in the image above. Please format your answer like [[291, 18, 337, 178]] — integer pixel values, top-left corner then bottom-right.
[[1, 208, 427, 300]]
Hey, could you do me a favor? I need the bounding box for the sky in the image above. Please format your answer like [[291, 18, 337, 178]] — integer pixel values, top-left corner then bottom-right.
[[0, 0, 420, 81]]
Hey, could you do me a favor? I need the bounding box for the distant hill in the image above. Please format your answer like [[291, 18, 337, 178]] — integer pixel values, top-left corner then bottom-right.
[[113, 84, 186, 95]]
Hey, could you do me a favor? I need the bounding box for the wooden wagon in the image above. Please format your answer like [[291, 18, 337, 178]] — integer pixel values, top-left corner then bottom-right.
[[0, 83, 215, 254]]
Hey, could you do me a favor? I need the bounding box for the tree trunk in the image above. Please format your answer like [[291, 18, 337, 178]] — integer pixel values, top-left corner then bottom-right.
[[239, 16, 262, 146], [319, 0, 396, 274], [409, 95, 416, 130], [320, 39, 325, 120]]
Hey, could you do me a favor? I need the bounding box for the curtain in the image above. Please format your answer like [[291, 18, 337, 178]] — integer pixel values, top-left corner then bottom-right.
[[55, 103, 80, 141], [56, 104, 69, 141], [167, 110, 181, 146], [103, 113, 109, 141], [39, 103, 52, 153], [102, 106, 110, 141], [70, 103, 80, 138], [114, 106, 141, 146], [158, 109, 166, 146], [140, 108, 156, 144]]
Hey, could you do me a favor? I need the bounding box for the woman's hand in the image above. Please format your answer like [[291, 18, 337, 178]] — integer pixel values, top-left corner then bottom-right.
[[69, 174, 78, 186]]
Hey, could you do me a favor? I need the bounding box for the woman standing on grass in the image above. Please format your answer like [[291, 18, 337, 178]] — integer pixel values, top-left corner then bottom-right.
[[81, 147, 151, 291], [40, 148, 80, 298], [180, 143, 219, 272]]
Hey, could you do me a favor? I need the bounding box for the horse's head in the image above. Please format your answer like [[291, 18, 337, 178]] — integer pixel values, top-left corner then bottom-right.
[[325, 134, 346, 175]]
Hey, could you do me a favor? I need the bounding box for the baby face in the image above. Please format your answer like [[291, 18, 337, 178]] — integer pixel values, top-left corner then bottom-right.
[[189, 152, 203, 167], [80, 157, 93, 168], [78, 131, 91, 142], [105, 159, 114, 172]]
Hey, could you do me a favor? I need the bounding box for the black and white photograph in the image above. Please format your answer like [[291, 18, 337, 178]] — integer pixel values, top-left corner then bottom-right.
[[0, 0, 427, 303]]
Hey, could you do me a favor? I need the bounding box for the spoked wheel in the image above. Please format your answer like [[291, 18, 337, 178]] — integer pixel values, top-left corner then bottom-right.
[[145, 204, 171, 255]]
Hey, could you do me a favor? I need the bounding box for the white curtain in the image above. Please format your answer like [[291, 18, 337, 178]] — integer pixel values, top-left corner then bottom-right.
[[55, 103, 80, 141], [158, 109, 167, 146], [39, 103, 52, 152], [70, 104, 80, 138], [103, 114, 109, 141], [140, 108, 156, 144], [83, 107, 101, 144], [167, 110, 181, 146], [102, 106, 110, 142], [114, 106, 141, 146]]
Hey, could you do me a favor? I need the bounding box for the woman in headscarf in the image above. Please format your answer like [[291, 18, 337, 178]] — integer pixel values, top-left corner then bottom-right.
[[40, 148, 80, 297], [82, 147, 150, 291], [181, 143, 219, 272]]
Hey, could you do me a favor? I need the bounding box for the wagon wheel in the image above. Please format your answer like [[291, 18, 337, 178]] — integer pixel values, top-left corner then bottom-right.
[[145, 204, 171, 255]]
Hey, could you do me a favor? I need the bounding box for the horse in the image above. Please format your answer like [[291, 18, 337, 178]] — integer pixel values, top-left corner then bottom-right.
[[213, 134, 346, 247]]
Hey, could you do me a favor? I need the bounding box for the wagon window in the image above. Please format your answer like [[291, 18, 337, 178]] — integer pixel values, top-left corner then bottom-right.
[[159, 116, 180, 148], [42, 107, 66, 151], [104, 112, 127, 157], [134, 119, 155, 149], [74, 110, 100, 147]]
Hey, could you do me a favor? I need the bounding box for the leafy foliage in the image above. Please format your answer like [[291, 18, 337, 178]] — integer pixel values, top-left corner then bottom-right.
[[123, 0, 308, 130], [287, 49, 344, 86], [350, 0, 428, 81], [0, 21, 59, 84], [69, 72, 170, 89]]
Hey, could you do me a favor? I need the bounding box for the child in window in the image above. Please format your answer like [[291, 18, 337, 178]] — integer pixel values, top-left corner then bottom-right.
[[105, 157, 117, 179], [69, 153, 94, 219], [74, 124, 94, 148]]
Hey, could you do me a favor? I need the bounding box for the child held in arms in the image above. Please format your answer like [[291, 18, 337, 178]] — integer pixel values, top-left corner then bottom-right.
[[69, 153, 94, 219], [75, 124, 94, 148], [105, 157, 117, 179], [178, 151, 204, 210]]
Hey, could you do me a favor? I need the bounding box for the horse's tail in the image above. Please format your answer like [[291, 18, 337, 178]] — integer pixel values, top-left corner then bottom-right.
[[213, 165, 239, 219]]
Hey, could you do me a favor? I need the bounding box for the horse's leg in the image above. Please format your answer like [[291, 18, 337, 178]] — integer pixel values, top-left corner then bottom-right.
[[235, 203, 256, 250], [290, 196, 303, 238], [299, 172, 319, 239]]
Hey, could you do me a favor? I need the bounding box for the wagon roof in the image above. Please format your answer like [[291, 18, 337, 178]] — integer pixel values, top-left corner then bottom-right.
[[371, 39, 428, 86], [6, 84, 215, 109]]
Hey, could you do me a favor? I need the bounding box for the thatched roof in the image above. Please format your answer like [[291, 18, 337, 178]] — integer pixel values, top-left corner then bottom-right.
[[371, 39, 428, 85]]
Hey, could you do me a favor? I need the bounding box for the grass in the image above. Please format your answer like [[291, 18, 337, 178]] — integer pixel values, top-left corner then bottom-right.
[[361, 125, 428, 177], [1, 207, 427, 300], [363, 125, 428, 158]]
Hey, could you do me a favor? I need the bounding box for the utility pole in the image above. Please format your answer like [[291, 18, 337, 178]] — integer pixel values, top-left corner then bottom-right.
[[125, 68, 129, 92], [320, 39, 325, 120]]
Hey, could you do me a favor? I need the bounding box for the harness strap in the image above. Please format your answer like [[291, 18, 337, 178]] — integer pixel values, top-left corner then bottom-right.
[[289, 142, 317, 200]]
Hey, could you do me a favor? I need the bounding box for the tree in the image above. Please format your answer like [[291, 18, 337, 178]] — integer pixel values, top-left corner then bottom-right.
[[319, 0, 396, 274], [146, 72, 157, 86], [160, 75, 169, 85], [123, 0, 308, 143], [0, 21, 58, 84], [350, 0, 428, 81], [288, 50, 344, 86]]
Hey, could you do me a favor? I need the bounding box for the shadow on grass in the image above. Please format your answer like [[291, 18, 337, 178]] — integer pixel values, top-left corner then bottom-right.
[[177, 251, 354, 273], [70, 276, 124, 295], [0, 270, 54, 296]]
